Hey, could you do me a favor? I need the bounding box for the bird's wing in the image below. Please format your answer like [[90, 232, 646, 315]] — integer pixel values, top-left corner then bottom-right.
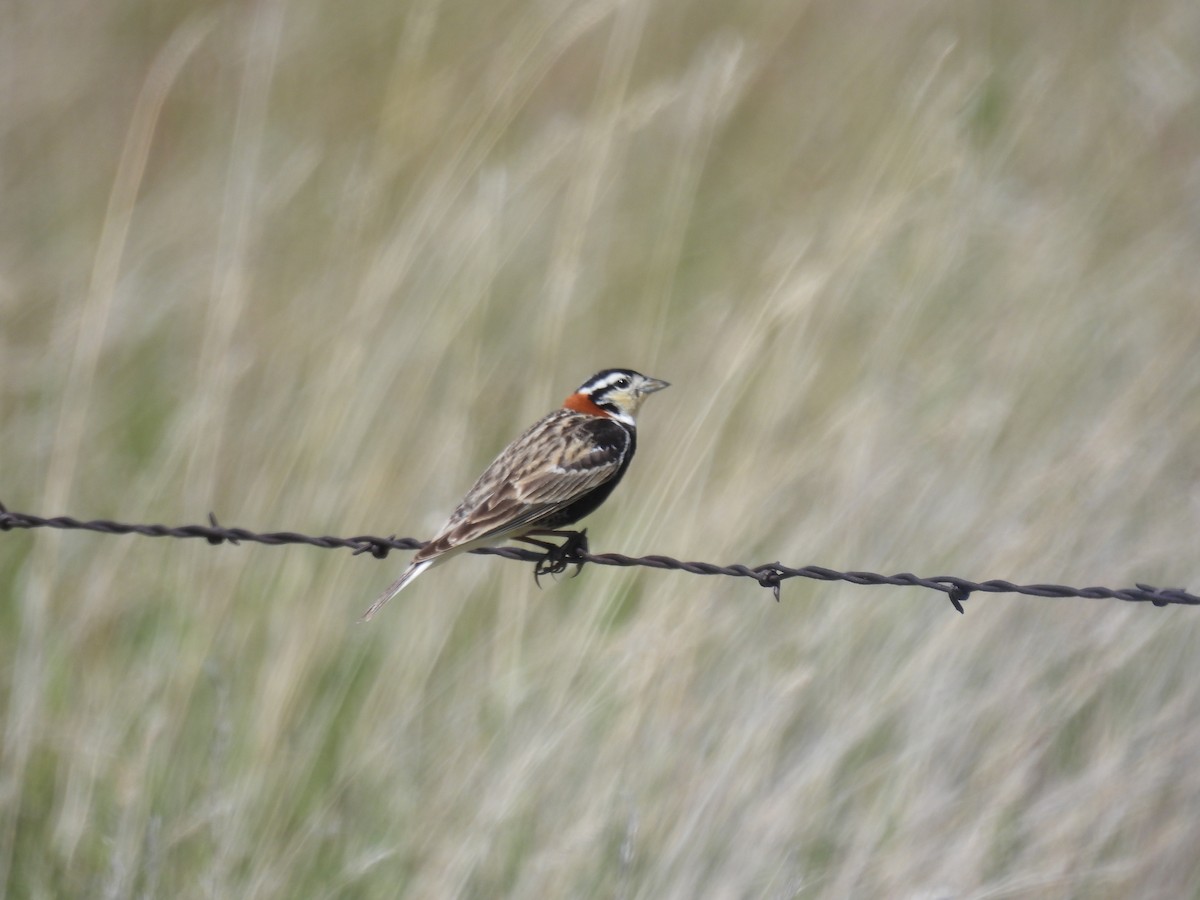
[[415, 412, 630, 561]]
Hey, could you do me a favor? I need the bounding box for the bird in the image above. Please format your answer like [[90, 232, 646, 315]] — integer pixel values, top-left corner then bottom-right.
[[360, 368, 670, 620]]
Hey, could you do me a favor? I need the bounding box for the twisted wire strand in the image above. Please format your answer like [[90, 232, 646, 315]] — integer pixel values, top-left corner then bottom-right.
[[1, 502, 1195, 612]]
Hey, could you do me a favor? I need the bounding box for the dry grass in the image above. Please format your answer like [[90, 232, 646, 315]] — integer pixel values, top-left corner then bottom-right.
[[2, 0, 1200, 896]]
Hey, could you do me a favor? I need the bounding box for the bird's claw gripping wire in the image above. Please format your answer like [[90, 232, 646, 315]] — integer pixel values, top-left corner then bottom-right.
[[517, 529, 590, 586], [535, 529, 590, 585]]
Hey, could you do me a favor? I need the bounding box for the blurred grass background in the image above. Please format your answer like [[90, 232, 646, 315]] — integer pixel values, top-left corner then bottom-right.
[[2, 0, 1200, 896]]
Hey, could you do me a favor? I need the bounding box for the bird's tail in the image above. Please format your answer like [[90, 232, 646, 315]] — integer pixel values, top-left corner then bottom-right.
[[359, 558, 436, 622]]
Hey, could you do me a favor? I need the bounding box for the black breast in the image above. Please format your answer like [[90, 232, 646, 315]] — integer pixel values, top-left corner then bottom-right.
[[541, 418, 636, 529]]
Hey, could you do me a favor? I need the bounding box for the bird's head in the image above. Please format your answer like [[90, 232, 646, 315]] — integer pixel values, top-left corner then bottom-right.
[[563, 368, 670, 426]]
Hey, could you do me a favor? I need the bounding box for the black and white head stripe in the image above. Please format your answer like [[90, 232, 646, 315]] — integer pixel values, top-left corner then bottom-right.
[[580, 369, 641, 422], [576, 368, 643, 395]]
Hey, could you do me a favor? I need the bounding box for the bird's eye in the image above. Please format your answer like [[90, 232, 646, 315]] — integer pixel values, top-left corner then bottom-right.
[[614, 377, 631, 389]]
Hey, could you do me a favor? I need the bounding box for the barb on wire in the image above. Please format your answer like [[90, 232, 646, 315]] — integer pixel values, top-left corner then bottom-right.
[[1, 501, 1195, 612]]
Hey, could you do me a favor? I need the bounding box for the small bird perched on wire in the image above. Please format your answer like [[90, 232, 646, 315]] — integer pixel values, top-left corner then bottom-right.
[[361, 368, 670, 620]]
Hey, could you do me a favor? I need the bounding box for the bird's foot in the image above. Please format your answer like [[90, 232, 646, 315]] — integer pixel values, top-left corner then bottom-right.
[[518, 529, 590, 586]]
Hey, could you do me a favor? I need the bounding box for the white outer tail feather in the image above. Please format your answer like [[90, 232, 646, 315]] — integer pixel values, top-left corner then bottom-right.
[[359, 558, 435, 622]]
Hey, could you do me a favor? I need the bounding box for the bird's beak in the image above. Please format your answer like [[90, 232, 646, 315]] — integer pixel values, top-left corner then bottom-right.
[[640, 377, 670, 394]]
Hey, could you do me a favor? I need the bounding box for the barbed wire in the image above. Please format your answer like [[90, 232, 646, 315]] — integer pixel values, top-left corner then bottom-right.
[[1, 501, 1195, 613]]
